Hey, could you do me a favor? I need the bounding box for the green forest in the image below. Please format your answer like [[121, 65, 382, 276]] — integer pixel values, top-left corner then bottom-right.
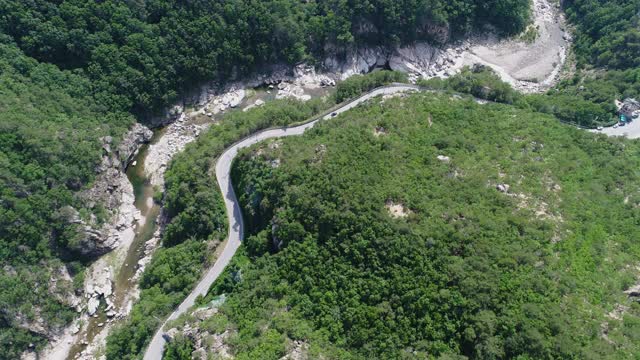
[[0, 38, 133, 358], [546, 0, 640, 127], [0, 1, 529, 357], [1, 0, 640, 358], [201, 92, 640, 358], [105, 71, 405, 359], [0, 0, 529, 115]]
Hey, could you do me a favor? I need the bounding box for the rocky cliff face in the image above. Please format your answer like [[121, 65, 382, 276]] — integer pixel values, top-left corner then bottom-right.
[[323, 41, 467, 82], [71, 123, 152, 257]]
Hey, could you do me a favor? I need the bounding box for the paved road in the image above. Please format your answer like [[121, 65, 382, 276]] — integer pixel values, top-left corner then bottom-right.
[[143, 84, 420, 359], [592, 120, 640, 139]]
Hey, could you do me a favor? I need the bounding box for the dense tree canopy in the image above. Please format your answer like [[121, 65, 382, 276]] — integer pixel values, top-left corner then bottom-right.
[[206, 92, 640, 358], [0, 0, 530, 115], [8, 0, 640, 357], [0, 0, 532, 355], [0, 38, 133, 359], [420, 66, 619, 127], [564, 0, 640, 69], [106, 96, 335, 359], [554, 0, 640, 125]]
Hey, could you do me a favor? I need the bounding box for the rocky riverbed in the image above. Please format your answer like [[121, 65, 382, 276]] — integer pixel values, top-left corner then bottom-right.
[[324, 0, 568, 92], [136, 63, 338, 287], [25, 123, 152, 360]]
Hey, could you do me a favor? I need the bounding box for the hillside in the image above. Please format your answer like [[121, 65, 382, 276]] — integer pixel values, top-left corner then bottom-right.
[[165, 92, 640, 358], [0, 0, 532, 356], [0, 39, 134, 358], [2, 0, 640, 358]]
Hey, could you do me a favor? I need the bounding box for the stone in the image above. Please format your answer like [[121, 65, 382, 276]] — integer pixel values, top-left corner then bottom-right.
[[436, 155, 450, 163], [388, 43, 440, 78], [625, 284, 640, 297], [194, 308, 218, 321], [74, 123, 152, 257], [192, 348, 207, 360], [87, 297, 100, 316], [162, 328, 180, 343], [496, 184, 510, 193]]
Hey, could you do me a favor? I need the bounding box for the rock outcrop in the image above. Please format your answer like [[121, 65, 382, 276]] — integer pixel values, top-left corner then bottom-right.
[[324, 46, 389, 80], [70, 124, 152, 257], [323, 42, 467, 83], [163, 306, 234, 359]]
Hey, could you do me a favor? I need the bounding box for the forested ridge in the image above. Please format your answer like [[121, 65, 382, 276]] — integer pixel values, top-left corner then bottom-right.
[[104, 72, 407, 359], [0, 1, 531, 356], [543, 0, 640, 127], [2, 0, 640, 358], [0, 0, 529, 115], [196, 92, 640, 358]]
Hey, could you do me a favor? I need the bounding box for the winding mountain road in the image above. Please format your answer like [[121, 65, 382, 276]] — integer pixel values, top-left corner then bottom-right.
[[143, 84, 420, 359]]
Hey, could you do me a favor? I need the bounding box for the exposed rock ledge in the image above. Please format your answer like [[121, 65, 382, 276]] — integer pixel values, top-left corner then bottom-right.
[[71, 123, 152, 257]]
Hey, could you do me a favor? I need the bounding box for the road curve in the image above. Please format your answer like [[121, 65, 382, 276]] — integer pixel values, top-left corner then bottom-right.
[[143, 84, 420, 359]]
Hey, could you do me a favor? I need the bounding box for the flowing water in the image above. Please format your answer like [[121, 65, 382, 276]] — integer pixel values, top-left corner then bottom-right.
[[67, 132, 161, 359], [66, 83, 332, 359]]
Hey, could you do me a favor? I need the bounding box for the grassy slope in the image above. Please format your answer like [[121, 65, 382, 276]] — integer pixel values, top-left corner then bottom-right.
[[203, 92, 640, 359]]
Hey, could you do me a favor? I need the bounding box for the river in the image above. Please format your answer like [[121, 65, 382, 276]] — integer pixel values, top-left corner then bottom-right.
[[66, 131, 162, 359]]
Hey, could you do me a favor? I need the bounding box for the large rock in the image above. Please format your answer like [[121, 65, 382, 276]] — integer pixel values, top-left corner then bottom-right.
[[625, 284, 640, 298], [116, 123, 154, 169], [87, 297, 100, 316], [388, 43, 441, 77], [71, 123, 152, 257], [85, 123, 152, 209], [324, 47, 388, 80]]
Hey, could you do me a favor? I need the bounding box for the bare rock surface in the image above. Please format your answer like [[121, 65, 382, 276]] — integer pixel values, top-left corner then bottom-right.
[[73, 123, 152, 257], [324, 47, 388, 79], [324, 0, 567, 92], [162, 308, 235, 360], [280, 340, 309, 360], [145, 112, 206, 188]]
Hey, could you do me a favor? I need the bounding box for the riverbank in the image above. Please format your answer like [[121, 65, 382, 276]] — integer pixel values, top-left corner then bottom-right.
[[33, 134, 161, 360], [323, 0, 568, 92]]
